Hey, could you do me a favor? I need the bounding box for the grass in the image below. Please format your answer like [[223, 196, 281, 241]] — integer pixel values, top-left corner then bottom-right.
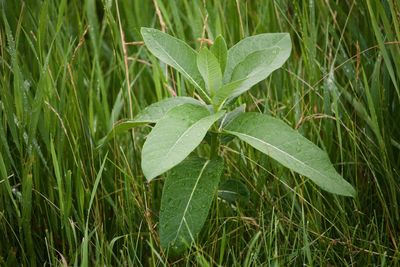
[[1, 0, 399, 265]]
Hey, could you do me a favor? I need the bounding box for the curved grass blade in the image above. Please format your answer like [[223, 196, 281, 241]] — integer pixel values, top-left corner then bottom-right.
[[218, 179, 250, 204], [97, 120, 149, 148]]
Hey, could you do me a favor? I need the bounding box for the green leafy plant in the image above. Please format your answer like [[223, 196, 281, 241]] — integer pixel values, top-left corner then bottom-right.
[[102, 28, 355, 255]]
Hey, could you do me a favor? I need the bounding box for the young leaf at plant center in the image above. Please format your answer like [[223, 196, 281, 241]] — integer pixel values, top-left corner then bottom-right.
[[197, 47, 222, 96], [218, 179, 250, 204], [142, 104, 225, 180], [141, 28, 209, 101], [98, 97, 204, 147], [224, 33, 291, 84], [218, 104, 246, 129], [210, 35, 227, 74], [159, 155, 224, 254], [224, 113, 356, 197], [218, 105, 246, 144], [212, 78, 246, 108]]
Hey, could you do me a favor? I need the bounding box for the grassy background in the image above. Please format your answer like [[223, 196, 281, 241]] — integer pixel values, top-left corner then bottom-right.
[[1, 0, 399, 265]]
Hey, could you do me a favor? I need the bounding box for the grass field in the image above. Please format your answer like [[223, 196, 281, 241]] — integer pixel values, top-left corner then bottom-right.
[[1, 0, 399, 266]]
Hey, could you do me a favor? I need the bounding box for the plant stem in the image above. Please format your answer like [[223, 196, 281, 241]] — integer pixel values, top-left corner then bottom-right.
[[210, 130, 219, 159]]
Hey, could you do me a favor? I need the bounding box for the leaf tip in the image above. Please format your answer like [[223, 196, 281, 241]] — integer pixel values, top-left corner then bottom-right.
[[348, 186, 357, 198], [140, 27, 148, 36], [140, 27, 160, 39], [144, 172, 156, 182]]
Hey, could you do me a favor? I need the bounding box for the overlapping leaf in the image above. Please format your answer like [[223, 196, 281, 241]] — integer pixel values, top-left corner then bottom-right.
[[142, 104, 224, 180], [98, 97, 203, 146], [215, 33, 291, 102]]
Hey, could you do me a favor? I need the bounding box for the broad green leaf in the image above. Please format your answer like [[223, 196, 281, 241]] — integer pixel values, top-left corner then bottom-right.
[[159, 156, 224, 253], [224, 113, 356, 197], [141, 28, 209, 100], [227, 47, 287, 99], [197, 47, 222, 96], [142, 104, 225, 180], [97, 97, 203, 147], [231, 47, 280, 80], [134, 97, 204, 123], [210, 35, 227, 74], [224, 33, 291, 83], [218, 179, 250, 204]]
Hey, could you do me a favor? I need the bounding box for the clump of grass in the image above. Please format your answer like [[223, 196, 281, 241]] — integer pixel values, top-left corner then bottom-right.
[[0, 0, 399, 266]]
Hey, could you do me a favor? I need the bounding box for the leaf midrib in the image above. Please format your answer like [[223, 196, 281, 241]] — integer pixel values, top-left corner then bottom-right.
[[225, 34, 289, 80], [163, 117, 206, 161], [151, 38, 211, 102], [226, 130, 333, 182], [174, 160, 210, 242]]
